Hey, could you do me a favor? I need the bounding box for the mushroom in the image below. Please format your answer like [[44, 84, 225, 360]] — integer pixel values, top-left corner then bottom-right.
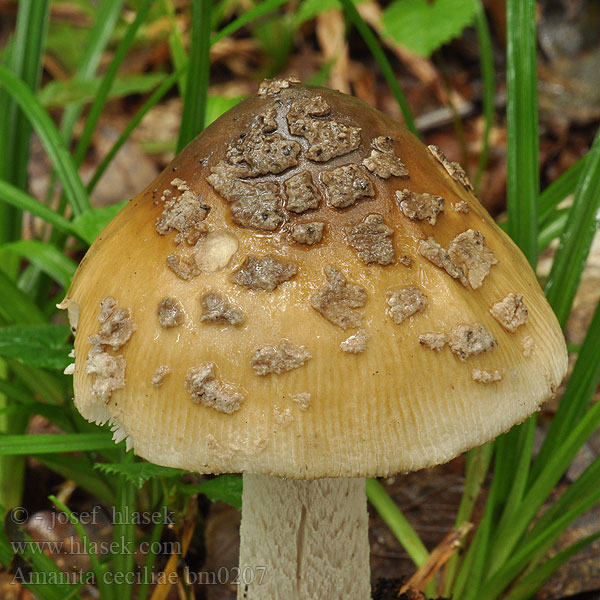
[[60, 79, 568, 599]]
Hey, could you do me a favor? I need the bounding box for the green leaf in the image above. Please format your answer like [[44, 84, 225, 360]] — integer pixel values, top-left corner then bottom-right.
[[94, 461, 184, 489], [0, 324, 71, 370], [0, 433, 117, 455], [206, 95, 245, 126], [0, 240, 76, 288], [189, 474, 243, 511], [70, 201, 128, 245], [382, 0, 477, 57], [0, 66, 90, 216]]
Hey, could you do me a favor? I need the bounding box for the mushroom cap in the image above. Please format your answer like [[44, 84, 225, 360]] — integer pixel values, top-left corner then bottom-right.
[[62, 81, 567, 478]]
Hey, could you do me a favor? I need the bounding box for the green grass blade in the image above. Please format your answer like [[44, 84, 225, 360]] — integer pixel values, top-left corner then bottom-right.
[[0, 179, 73, 234], [366, 478, 429, 567], [538, 207, 568, 251], [505, 0, 539, 265], [70, 201, 127, 245], [484, 487, 600, 598], [73, 0, 153, 167], [545, 129, 600, 326], [0, 240, 76, 288], [0, 66, 90, 215], [527, 456, 600, 546], [502, 532, 600, 600], [0, 270, 45, 324], [531, 299, 600, 481], [538, 158, 584, 223], [48, 495, 113, 600], [339, 0, 418, 135], [0, 433, 117, 455], [442, 443, 493, 595], [87, 70, 182, 193], [136, 513, 166, 600], [473, 0, 495, 190], [212, 0, 289, 45], [112, 450, 136, 600], [452, 483, 495, 599], [59, 0, 125, 142], [488, 399, 600, 574], [176, 0, 212, 151], [3, 522, 82, 599], [485, 419, 536, 574], [0, 0, 50, 190], [162, 0, 187, 97]]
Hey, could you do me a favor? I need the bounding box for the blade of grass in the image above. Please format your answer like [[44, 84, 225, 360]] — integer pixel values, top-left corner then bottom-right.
[[162, 0, 187, 98], [0, 0, 50, 243], [0, 66, 90, 215], [0, 180, 73, 237], [73, 0, 153, 167], [0, 270, 45, 324], [488, 398, 600, 574], [442, 443, 493, 595], [176, 0, 212, 151], [452, 474, 498, 600], [3, 521, 82, 599], [365, 478, 429, 567], [112, 449, 136, 600], [0, 240, 76, 288], [473, 0, 495, 190], [49, 495, 113, 600], [91, 0, 290, 192], [0, 385, 71, 432], [487, 419, 536, 549], [87, 69, 182, 193], [212, 0, 289, 45], [59, 0, 125, 142], [530, 299, 600, 481], [538, 155, 585, 223], [538, 207, 568, 252], [137, 509, 167, 600], [526, 455, 600, 549], [502, 532, 600, 600], [484, 486, 600, 598], [0, 433, 117, 455], [505, 0, 539, 266], [37, 454, 117, 506], [9, 361, 67, 407], [545, 128, 600, 326], [339, 0, 417, 135]]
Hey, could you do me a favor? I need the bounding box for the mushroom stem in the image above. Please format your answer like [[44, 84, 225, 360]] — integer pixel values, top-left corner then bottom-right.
[[238, 473, 371, 599]]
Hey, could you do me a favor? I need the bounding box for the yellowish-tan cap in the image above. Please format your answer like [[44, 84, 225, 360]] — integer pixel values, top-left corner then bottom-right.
[[61, 80, 567, 479]]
